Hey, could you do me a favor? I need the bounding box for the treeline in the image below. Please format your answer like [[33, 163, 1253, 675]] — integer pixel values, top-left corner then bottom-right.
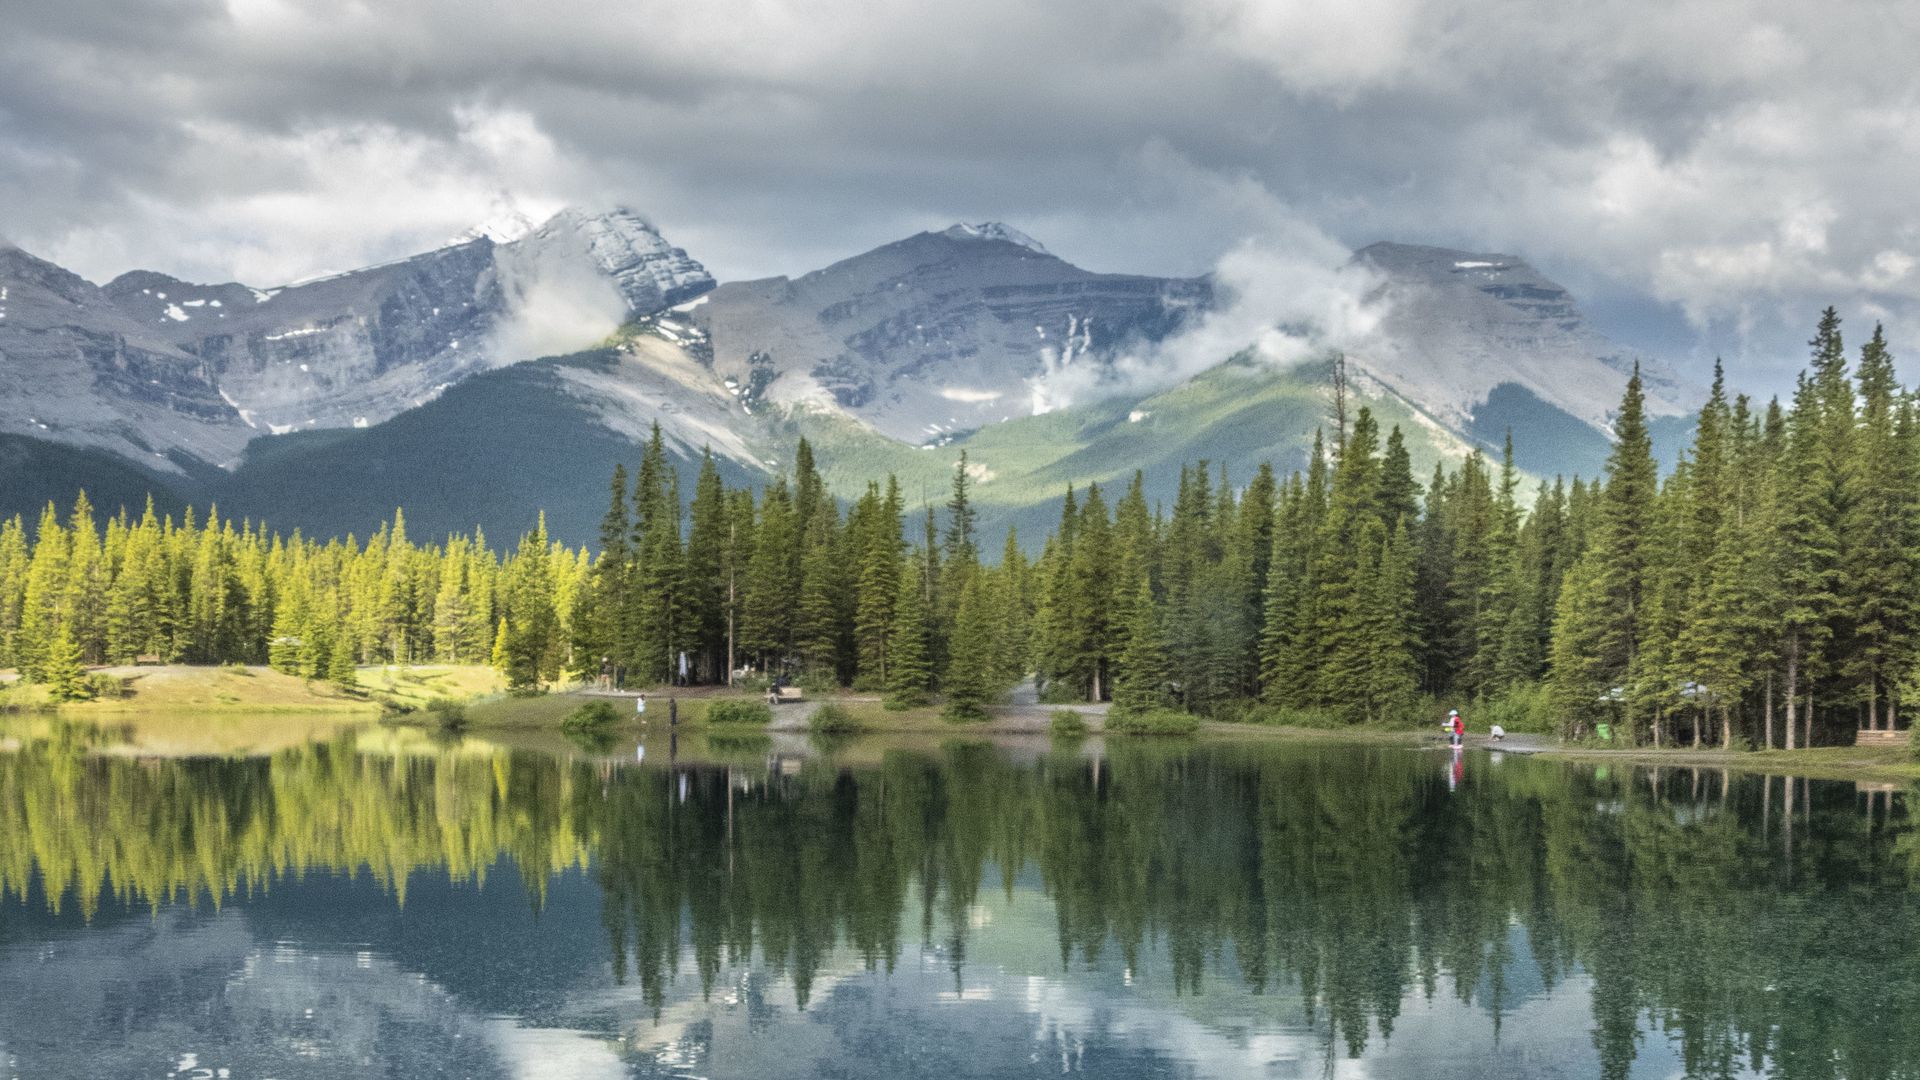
[[1551, 311, 1920, 748], [7, 309, 1919, 744], [0, 497, 591, 697]]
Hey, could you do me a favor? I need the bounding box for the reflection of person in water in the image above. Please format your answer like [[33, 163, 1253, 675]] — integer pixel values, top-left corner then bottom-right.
[[1448, 748, 1464, 793]]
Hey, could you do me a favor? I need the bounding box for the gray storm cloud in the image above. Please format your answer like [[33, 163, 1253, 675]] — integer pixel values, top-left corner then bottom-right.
[[4, 0, 1919, 391]]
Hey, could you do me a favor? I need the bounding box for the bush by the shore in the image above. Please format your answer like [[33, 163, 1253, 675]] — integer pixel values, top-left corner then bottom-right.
[[707, 699, 773, 726], [1106, 709, 1200, 736], [561, 700, 621, 732], [809, 703, 864, 734], [1049, 710, 1088, 736]]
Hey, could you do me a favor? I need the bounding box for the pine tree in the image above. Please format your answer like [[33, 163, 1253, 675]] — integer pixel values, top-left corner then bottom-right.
[[854, 480, 904, 689], [330, 624, 360, 690], [502, 517, 560, 691], [42, 625, 91, 702], [941, 573, 996, 721], [740, 478, 796, 672], [884, 552, 934, 709], [1111, 577, 1170, 717]]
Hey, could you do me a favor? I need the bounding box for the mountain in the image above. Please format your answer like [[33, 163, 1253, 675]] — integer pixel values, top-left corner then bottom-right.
[[3, 218, 1696, 545], [1, 208, 713, 468], [688, 223, 1209, 442], [0, 245, 251, 470], [1351, 242, 1696, 436]]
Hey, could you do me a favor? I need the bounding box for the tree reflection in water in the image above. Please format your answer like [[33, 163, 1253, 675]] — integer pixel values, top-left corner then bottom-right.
[[1, 729, 1915, 1077]]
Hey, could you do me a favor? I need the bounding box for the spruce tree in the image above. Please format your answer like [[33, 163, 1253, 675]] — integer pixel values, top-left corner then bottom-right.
[[1110, 577, 1170, 717], [330, 625, 360, 690], [885, 553, 934, 709], [941, 573, 996, 721], [42, 625, 91, 702]]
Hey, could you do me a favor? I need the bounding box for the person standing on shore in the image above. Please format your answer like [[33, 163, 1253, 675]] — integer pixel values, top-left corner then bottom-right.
[[1448, 709, 1465, 748]]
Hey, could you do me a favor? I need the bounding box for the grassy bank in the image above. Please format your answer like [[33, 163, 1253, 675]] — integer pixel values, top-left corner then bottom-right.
[[0, 663, 505, 716]]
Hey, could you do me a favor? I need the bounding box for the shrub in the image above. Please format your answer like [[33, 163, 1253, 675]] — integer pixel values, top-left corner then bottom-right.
[[706, 699, 773, 726], [809, 703, 864, 734], [425, 697, 467, 729], [87, 674, 128, 700], [1471, 684, 1558, 735], [561, 700, 621, 732], [1105, 708, 1200, 736], [1049, 710, 1088, 736]]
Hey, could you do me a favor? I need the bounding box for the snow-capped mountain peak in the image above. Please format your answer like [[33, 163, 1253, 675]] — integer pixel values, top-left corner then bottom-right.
[[943, 222, 1050, 255]]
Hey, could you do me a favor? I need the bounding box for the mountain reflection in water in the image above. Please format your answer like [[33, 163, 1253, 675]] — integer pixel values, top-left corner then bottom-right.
[[0, 726, 1913, 1079]]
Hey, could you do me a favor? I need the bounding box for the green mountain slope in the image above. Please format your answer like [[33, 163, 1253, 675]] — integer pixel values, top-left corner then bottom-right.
[[213, 349, 759, 545], [0, 434, 193, 523], [788, 356, 1480, 542]]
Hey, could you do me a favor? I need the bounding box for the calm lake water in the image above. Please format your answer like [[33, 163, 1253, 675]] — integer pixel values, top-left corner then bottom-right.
[[0, 725, 1912, 1079]]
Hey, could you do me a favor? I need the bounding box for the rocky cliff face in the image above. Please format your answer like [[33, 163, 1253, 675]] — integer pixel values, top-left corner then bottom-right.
[[688, 224, 1209, 442], [104, 239, 506, 434], [0, 245, 251, 470], [1351, 242, 1697, 432], [2, 209, 715, 462]]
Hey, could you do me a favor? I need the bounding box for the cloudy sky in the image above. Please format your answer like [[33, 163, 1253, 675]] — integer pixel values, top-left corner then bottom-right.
[[5, 0, 1919, 390]]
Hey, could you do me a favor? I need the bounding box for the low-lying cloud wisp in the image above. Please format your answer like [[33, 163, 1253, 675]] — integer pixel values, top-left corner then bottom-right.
[[1025, 227, 1387, 415]]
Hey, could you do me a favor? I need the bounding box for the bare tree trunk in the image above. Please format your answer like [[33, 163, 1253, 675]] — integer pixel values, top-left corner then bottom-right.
[[1805, 691, 1814, 749], [1764, 671, 1775, 750], [1329, 352, 1350, 458], [1784, 647, 1799, 751], [1721, 705, 1733, 751]]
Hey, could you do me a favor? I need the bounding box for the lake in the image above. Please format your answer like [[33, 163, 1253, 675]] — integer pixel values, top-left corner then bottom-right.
[[0, 723, 1913, 1079]]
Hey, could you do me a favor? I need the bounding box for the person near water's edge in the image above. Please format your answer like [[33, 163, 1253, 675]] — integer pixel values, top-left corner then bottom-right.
[[1447, 709, 1465, 748]]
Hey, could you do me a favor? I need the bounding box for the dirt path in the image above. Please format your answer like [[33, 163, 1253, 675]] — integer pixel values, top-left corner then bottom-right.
[[988, 678, 1107, 733]]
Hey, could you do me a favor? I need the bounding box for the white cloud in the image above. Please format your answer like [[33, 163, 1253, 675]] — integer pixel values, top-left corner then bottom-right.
[[6, 0, 1920, 388]]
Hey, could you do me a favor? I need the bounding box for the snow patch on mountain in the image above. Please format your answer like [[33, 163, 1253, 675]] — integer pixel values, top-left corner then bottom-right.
[[944, 222, 1050, 255]]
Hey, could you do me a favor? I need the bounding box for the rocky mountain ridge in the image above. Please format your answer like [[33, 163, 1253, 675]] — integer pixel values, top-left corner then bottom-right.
[[3, 215, 1699, 543], [1, 208, 714, 467]]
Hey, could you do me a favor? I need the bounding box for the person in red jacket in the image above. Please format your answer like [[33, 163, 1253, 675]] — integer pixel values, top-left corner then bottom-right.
[[1448, 709, 1465, 748]]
